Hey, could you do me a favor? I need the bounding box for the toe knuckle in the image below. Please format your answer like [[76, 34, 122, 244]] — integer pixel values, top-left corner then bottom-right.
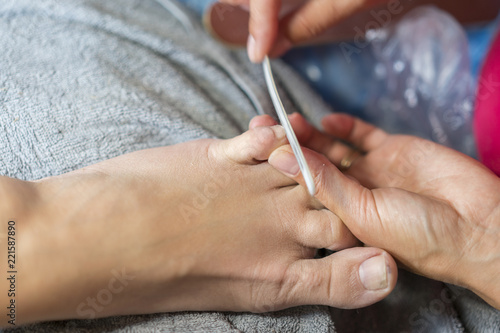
[[248, 126, 283, 158], [206, 139, 224, 164], [248, 265, 291, 313], [252, 125, 274, 141], [299, 221, 316, 241]]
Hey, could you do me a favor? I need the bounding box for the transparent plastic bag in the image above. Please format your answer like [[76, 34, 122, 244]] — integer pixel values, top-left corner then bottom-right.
[[365, 6, 476, 156]]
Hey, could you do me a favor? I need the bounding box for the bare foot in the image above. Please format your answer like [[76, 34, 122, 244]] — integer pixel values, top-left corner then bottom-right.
[[265, 113, 500, 310], [14, 125, 397, 325]]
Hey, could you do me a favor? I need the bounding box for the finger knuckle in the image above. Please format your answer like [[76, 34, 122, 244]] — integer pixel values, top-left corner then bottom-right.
[[291, 13, 326, 41], [313, 162, 329, 193]]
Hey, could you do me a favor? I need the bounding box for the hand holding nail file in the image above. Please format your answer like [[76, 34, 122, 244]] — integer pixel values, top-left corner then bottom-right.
[[262, 56, 316, 196]]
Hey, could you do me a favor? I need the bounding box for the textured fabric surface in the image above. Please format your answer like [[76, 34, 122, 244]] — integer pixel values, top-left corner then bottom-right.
[[449, 286, 500, 333], [0, 0, 497, 332], [0, 1, 335, 332]]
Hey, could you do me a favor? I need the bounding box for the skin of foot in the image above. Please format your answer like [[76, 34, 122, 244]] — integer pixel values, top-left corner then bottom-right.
[[258, 113, 500, 310], [1, 124, 397, 326]]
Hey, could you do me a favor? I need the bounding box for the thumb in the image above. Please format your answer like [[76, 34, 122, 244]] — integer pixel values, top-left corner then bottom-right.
[[203, 1, 281, 63], [282, 247, 397, 309], [247, 0, 281, 62], [268, 146, 399, 308], [280, 0, 383, 45], [268, 145, 377, 236]]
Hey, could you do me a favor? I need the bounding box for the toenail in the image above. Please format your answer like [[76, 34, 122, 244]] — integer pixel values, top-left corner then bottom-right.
[[269, 150, 299, 176], [271, 125, 286, 141], [359, 255, 388, 290]]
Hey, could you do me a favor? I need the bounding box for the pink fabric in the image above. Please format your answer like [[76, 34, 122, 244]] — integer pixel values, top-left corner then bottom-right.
[[474, 29, 500, 176]]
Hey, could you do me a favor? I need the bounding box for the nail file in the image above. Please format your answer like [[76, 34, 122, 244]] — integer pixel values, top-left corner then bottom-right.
[[262, 56, 316, 196]]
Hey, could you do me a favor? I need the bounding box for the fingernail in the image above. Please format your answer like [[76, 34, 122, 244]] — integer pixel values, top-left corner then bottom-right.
[[270, 125, 287, 141], [269, 150, 300, 176], [247, 35, 260, 63], [359, 255, 388, 291]]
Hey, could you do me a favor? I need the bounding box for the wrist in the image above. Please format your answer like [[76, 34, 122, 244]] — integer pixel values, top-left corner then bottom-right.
[[468, 252, 500, 310], [460, 206, 500, 309]]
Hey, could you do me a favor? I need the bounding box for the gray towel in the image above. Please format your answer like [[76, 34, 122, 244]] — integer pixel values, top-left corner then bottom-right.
[[0, 0, 497, 332], [1, 1, 335, 331]]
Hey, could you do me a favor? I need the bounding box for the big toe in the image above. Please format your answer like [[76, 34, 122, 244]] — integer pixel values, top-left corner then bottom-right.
[[281, 248, 398, 309]]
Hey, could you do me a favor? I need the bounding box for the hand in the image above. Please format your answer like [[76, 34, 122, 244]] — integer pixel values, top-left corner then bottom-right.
[[211, 0, 387, 62], [259, 113, 500, 309], [5, 125, 398, 326], [207, 1, 498, 63]]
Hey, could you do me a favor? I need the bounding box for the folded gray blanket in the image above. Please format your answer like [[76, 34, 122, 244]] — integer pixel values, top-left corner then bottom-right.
[[0, 0, 498, 331]]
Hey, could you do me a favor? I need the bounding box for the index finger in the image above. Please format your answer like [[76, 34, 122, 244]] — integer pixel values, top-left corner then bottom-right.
[[248, 0, 282, 62], [281, 0, 383, 44], [321, 113, 388, 153]]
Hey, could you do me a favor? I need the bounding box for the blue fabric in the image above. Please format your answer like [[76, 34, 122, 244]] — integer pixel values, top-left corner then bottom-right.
[[282, 44, 374, 116], [179, 0, 213, 14], [466, 17, 500, 79]]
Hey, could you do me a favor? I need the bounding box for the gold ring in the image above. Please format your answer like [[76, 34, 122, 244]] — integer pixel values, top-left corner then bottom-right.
[[340, 149, 361, 171]]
